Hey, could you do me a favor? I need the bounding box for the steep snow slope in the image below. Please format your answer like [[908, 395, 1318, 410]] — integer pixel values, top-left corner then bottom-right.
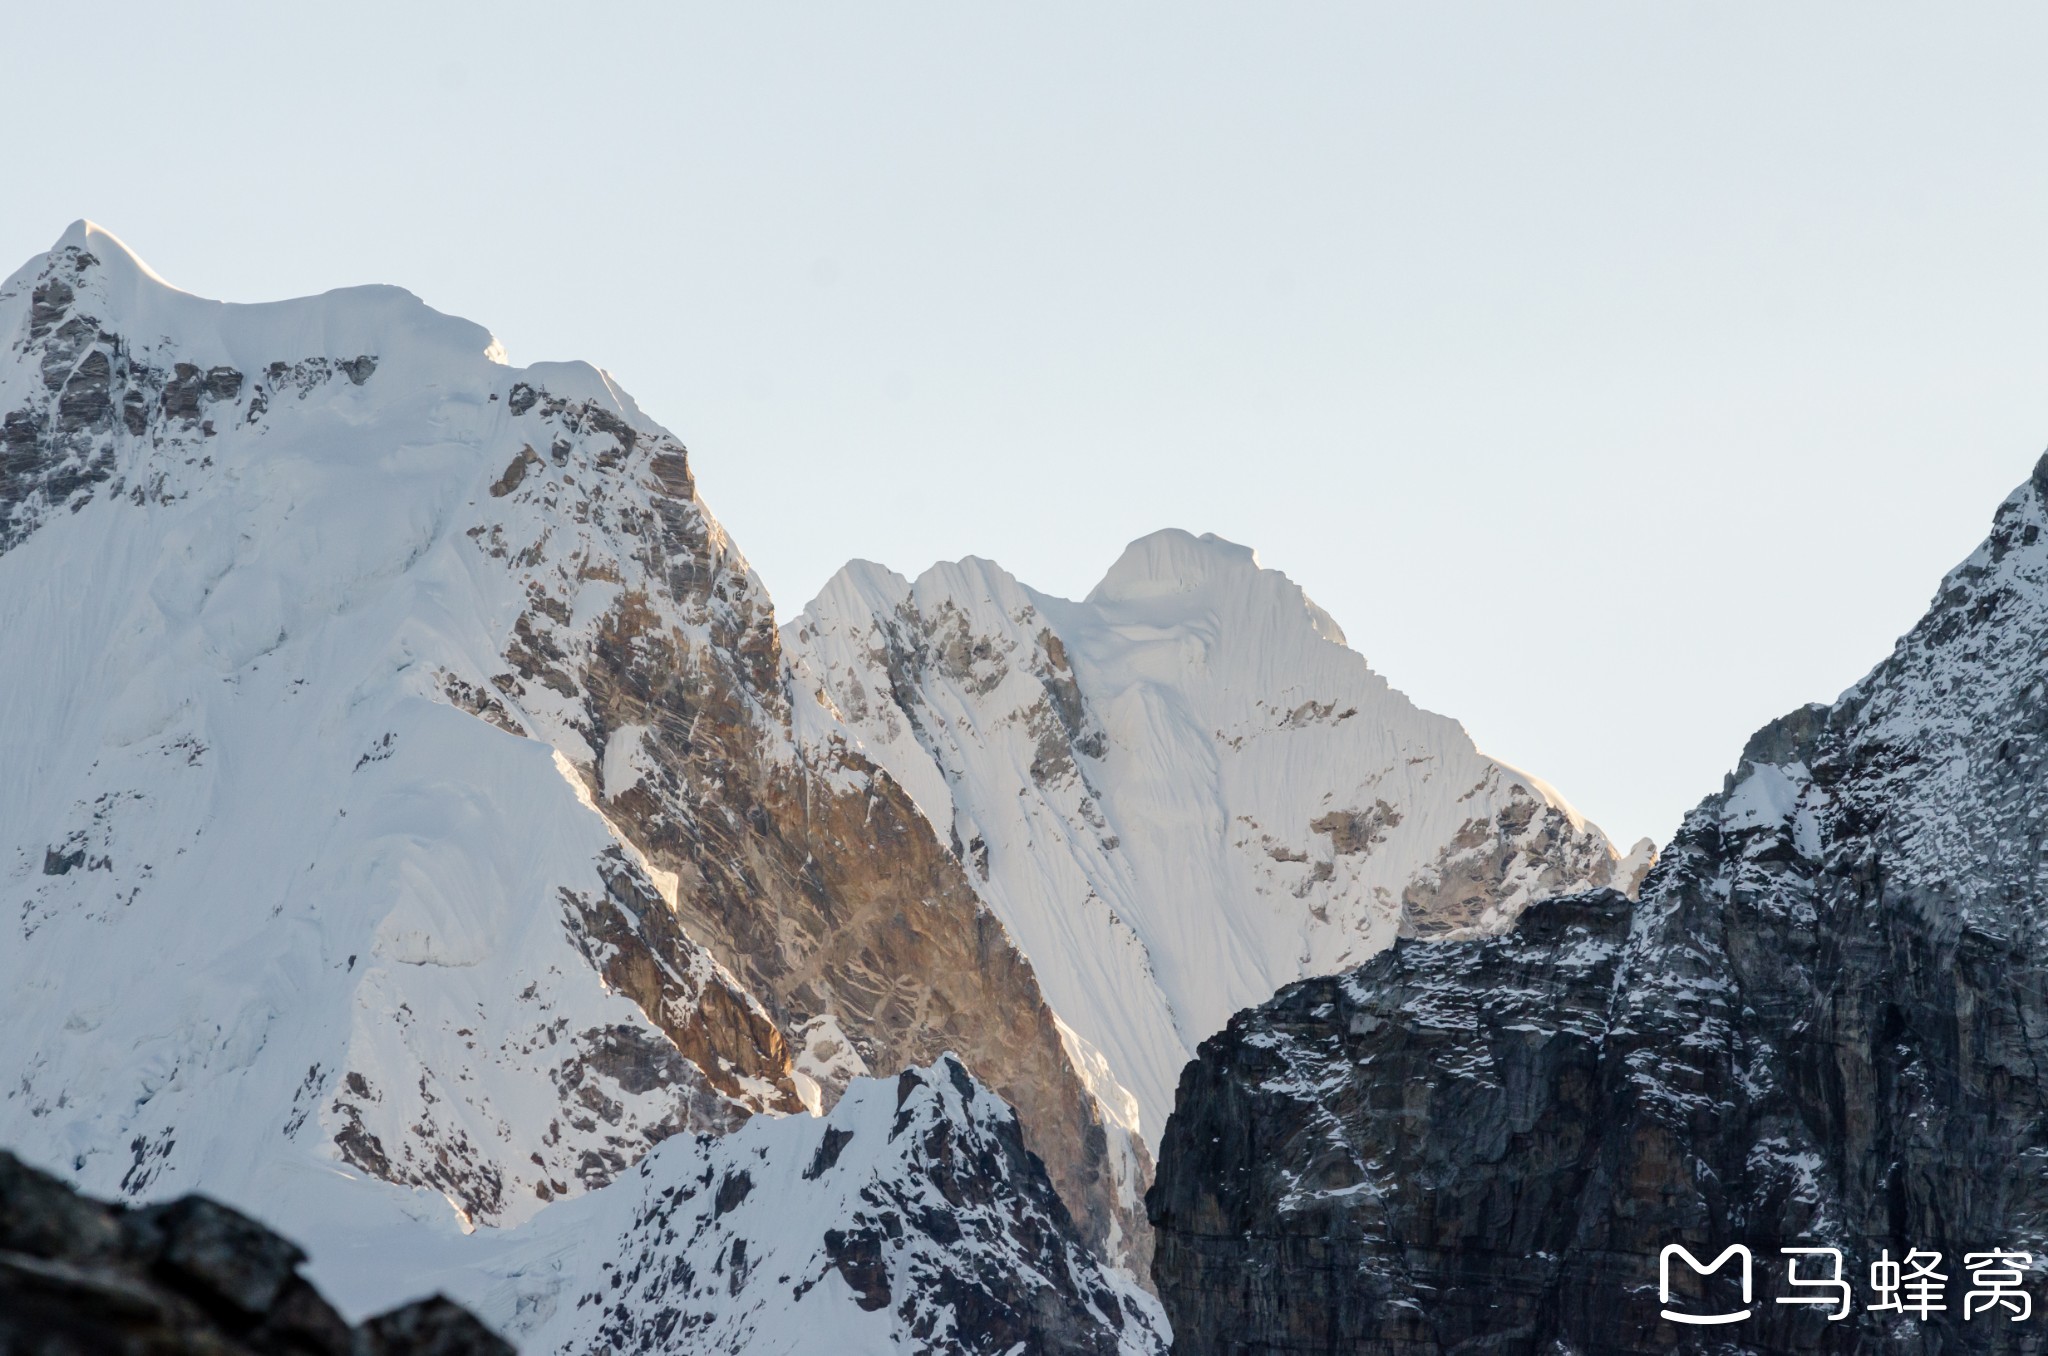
[[785, 536, 1651, 1145], [0, 221, 1136, 1320], [451, 1057, 1168, 1355], [0, 223, 800, 1234], [113, 1056, 1169, 1355], [0, 1055, 1164, 1356]]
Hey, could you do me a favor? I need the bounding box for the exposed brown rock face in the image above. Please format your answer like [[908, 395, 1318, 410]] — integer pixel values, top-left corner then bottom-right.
[[623, 742, 1140, 1264], [556, 846, 800, 1111], [1396, 782, 1632, 939], [0, 1149, 511, 1355], [465, 380, 1135, 1264], [1310, 800, 1400, 856]]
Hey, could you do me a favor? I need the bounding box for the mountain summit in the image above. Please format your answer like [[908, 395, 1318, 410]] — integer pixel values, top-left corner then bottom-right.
[[2, 224, 1641, 1351], [785, 530, 1649, 1148], [0, 223, 1137, 1318]]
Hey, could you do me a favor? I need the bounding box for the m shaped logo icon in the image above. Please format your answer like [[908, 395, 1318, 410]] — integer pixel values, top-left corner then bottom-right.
[[1660, 1245, 1753, 1325]]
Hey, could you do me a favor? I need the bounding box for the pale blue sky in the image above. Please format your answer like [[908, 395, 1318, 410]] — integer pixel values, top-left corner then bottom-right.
[[8, 3, 2047, 848]]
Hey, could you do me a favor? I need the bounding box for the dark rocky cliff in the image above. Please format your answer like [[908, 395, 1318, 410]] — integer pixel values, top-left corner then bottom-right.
[[1150, 453, 2048, 1355], [0, 1149, 509, 1355]]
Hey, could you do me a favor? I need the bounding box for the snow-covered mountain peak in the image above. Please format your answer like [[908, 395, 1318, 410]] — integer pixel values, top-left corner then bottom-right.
[[811, 552, 1033, 616], [2, 222, 1146, 1297], [38, 219, 174, 291], [1088, 528, 1258, 600], [787, 530, 1645, 1150], [4, 220, 504, 396], [515, 359, 659, 427], [1084, 527, 1350, 648], [0, 222, 822, 1246]]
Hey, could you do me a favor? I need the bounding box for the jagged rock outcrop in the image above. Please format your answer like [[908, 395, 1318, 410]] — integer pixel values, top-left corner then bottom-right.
[[0, 1149, 510, 1355], [1149, 453, 2048, 1353], [1148, 895, 1631, 1353], [461, 1057, 1168, 1355]]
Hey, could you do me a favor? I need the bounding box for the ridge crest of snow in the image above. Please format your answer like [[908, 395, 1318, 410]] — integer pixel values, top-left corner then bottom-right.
[[3, 221, 503, 380], [1088, 528, 1254, 598], [787, 526, 1637, 1149], [1084, 528, 1349, 647]]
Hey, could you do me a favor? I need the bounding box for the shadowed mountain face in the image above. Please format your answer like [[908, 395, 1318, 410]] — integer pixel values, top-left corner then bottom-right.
[[1150, 454, 2048, 1355]]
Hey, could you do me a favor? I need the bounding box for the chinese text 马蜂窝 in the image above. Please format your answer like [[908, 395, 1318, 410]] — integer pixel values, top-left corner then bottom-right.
[[1659, 1245, 2035, 1326]]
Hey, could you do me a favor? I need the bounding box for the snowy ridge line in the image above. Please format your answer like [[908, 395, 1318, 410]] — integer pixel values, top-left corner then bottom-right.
[[785, 530, 1653, 1149]]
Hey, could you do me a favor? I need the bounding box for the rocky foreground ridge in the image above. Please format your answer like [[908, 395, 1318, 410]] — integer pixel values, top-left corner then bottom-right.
[[0, 1148, 509, 1355], [1149, 453, 2048, 1353]]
